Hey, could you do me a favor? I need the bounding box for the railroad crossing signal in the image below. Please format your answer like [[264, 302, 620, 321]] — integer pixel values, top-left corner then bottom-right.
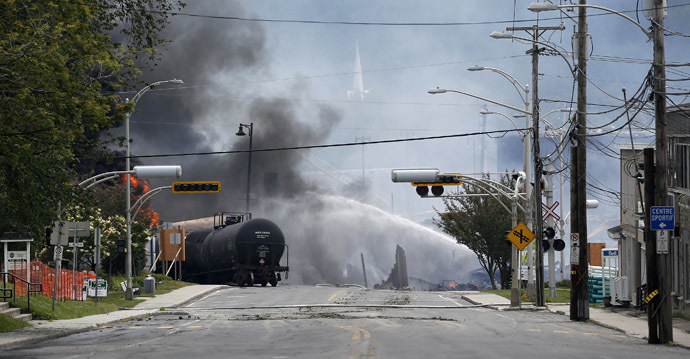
[[542, 201, 560, 221], [506, 222, 536, 251], [172, 181, 221, 193]]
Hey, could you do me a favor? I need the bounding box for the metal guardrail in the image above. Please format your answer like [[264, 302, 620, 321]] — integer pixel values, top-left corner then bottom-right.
[[1, 271, 43, 313]]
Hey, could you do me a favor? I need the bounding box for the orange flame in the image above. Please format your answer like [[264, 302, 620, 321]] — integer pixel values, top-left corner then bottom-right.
[[120, 175, 159, 227], [121, 175, 151, 198]]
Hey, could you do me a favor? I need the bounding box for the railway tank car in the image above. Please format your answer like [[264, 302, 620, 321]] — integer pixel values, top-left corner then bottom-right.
[[182, 212, 289, 286]]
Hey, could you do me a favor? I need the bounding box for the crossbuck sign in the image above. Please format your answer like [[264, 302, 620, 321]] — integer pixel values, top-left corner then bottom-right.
[[542, 201, 560, 221]]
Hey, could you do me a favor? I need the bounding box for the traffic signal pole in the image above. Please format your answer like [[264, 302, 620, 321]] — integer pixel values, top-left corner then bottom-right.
[[546, 162, 556, 298]]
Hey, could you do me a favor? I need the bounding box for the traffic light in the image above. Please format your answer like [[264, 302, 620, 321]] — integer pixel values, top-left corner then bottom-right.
[[416, 186, 429, 197], [431, 185, 445, 196], [392, 169, 462, 197], [172, 181, 221, 193], [553, 239, 565, 251], [410, 175, 462, 197], [117, 238, 125, 253]]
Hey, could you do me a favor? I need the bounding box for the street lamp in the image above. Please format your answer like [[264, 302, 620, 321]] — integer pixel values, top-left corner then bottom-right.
[[468, 66, 529, 107], [124, 79, 183, 300], [465, 65, 532, 307], [479, 109, 524, 135], [489, 31, 575, 76], [527, 2, 651, 38], [428, 88, 531, 116], [430, 86, 532, 308], [236, 123, 254, 214]]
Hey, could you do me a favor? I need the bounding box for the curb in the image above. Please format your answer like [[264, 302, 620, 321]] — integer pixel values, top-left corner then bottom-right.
[[0, 285, 226, 351], [0, 326, 93, 350], [171, 285, 227, 308]]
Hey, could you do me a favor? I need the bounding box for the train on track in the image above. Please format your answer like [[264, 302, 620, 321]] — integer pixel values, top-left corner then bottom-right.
[[181, 212, 289, 286]]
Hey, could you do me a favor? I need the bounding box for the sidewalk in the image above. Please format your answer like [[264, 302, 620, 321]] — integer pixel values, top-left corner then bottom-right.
[[462, 292, 690, 349], [0, 284, 226, 350]]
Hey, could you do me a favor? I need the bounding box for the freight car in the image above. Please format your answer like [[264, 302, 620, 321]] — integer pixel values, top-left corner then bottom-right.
[[182, 212, 289, 286]]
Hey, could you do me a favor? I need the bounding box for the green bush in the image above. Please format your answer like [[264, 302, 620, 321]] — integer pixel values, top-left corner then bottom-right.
[[556, 279, 571, 288]]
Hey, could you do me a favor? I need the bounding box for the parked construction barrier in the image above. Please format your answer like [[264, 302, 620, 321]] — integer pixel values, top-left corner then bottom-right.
[[9, 260, 89, 300]]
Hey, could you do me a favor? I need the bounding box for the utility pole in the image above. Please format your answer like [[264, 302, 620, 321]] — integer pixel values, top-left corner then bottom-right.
[[505, 23, 562, 307], [530, 24, 545, 308], [643, 148, 659, 343], [652, 0, 672, 344], [570, 0, 589, 321]]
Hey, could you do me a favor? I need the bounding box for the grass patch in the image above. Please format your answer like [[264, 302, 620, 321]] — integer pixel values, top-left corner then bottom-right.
[[480, 287, 571, 303], [0, 313, 31, 333], [3, 274, 192, 323]]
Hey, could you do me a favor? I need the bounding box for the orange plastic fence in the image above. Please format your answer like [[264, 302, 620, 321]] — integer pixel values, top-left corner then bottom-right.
[[8, 260, 91, 300]]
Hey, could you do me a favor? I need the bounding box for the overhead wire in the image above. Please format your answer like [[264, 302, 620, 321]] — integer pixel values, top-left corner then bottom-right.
[[93, 128, 527, 161]]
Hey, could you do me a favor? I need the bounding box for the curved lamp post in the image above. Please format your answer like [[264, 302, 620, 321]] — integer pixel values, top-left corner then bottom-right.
[[527, 2, 651, 38], [429, 85, 531, 308], [124, 79, 183, 300]]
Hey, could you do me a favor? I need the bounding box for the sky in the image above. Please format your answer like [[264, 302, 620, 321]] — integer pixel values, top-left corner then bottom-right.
[[111, 1, 690, 285]]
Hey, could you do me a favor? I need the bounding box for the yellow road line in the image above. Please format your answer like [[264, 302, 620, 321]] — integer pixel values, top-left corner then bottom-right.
[[582, 332, 600, 336], [336, 325, 371, 341], [612, 334, 626, 338], [328, 291, 343, 302], [186, 325, 202, 328], [129, 326, 143, 329], [527, 329, 542, 332], [158, 326, 174, 329], [554, 330, 571, 334]]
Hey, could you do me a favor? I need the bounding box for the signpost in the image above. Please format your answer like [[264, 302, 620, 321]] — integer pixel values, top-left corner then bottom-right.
[[650, 206, 674, 230], [650, 206, 673, 255], [87, 279, 108, 297], [601, 248, 619, 301], [656, 231, 669, 254], [506, 222, 536, 251], [570, 233, 580, 266]]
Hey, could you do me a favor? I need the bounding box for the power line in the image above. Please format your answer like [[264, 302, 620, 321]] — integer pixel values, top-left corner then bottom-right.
[[106, 128, 526, 160], [136, 3, 690, 27]]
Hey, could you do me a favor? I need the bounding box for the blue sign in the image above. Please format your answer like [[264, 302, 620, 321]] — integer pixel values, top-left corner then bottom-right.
[[602, 249, 619, 257], [650, 206, 674, 231]]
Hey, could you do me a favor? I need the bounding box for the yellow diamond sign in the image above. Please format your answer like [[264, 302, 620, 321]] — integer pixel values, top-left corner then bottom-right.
[[506, 222, 536, 251]]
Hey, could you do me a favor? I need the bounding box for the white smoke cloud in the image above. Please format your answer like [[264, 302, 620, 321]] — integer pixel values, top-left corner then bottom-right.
[[266, 193, 475, 286]]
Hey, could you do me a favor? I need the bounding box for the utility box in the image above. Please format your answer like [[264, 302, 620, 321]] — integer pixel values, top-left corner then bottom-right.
[[144, 275, 156, 294], [588, 243, 606, 266]]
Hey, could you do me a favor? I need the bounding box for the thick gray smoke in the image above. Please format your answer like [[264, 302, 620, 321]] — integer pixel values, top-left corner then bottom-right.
[[123, 0, 475, 286]]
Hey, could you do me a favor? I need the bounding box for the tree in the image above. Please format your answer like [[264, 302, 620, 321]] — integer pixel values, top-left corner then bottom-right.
[[0, 0, 183, 251], [434, 174, 519, 289]]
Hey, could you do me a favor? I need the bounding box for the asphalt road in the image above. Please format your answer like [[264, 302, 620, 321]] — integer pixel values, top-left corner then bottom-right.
[[3, 285, 689, 358]]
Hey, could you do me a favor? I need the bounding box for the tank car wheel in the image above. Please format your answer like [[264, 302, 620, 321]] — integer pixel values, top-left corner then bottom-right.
[[234, 273, 245, 287], [268, 272, 278, 287], [246, 272, 254, 287], [260, 280, 268, 287]]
